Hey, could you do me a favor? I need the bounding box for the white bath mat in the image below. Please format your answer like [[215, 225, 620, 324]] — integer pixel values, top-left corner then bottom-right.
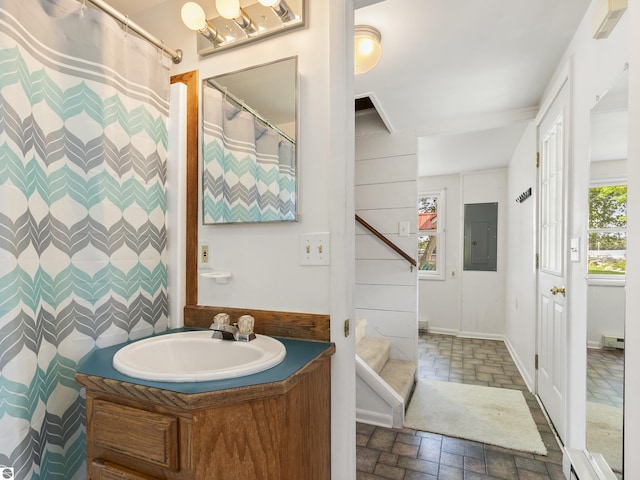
[[405, 379, 547, 455]]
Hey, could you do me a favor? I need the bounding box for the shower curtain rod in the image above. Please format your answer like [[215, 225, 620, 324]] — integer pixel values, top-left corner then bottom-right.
[[84, 0, 182, 64], [207, 78, 296, 145]]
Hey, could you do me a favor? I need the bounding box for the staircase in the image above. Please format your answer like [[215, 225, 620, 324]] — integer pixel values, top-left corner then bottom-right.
[[355, 318, 416, 428]]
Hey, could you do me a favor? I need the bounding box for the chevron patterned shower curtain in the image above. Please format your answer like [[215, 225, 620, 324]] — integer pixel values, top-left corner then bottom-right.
[[0, 0, 169, 478]]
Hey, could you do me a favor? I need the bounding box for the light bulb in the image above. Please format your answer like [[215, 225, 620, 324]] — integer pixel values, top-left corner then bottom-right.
[[357, 38, 374, 56], [354, 25, 382, 75], [258, 0, 279, 6], [181, 2, 206, 31], [216, 0, 241, 19]]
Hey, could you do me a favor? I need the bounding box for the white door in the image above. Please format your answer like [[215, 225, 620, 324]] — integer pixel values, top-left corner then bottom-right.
[[537, 81, 569, 442]]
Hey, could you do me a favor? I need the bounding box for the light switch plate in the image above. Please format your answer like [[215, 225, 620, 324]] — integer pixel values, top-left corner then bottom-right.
[[398, 221, 410, 237], [570, 237, 580, 262], [299, 233, 330, 265]]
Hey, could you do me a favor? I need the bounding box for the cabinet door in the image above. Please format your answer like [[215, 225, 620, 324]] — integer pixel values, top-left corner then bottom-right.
[[90, 459, 159, 480], [90, 399, 179, 471]]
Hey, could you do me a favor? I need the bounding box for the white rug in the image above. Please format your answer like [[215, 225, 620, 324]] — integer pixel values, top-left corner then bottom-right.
[[587, 402, 623, 473], [405, 379, 547, 455]]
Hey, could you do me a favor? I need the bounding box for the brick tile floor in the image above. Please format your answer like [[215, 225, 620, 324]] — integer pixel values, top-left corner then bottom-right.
[[356, 333, 566, 480], [586, 347, 624, 408]]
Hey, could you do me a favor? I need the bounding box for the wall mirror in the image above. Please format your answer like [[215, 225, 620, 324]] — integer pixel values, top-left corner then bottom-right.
[[587, 68, 627, 479], [201, 56, 298, 224]]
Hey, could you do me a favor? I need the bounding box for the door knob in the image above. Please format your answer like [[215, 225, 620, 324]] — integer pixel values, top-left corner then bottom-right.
[[550, 285, 566, 297]]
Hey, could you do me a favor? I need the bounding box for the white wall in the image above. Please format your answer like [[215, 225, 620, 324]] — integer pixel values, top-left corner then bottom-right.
[[587, 284, 625, 347], [590, 159, 627, 179], [503, 0, 631, 471], [135, 2, 356, 478], [418, 169, 507, 338], [460, 170, 507, 337], [504, 123, 537, 390], [355, 125, 418, 362], [556, 3, 628, 459], [418, 174, 461, 334]]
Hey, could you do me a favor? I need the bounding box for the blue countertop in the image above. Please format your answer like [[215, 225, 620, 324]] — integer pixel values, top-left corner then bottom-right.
[[77, 329, 334, 395]]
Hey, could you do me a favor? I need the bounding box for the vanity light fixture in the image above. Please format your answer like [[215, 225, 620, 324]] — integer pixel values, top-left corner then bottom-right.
[[215, 0, 258, 34], [258, 0, 294, 22], [215, 0, 240, 19], [181, 2, 224, 45], [182, 0, 305, 57], [354, 25, 382, 75]]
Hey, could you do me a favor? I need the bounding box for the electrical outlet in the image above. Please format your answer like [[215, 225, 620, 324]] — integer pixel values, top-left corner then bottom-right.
[[200, 243, 210, 265]]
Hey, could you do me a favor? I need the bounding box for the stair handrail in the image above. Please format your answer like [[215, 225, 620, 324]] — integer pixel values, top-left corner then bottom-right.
[[355, 214, 417, 271]]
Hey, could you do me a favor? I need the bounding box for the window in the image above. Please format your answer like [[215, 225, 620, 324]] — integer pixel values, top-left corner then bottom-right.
[[418, 189, 445, 280], [588, 184, 626, 277]]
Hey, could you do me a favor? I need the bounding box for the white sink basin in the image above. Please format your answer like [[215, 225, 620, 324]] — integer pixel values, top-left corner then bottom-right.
[[112, 331, 286, 382]]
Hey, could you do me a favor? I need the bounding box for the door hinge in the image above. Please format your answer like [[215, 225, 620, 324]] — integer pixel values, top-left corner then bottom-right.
[[535, 354, 539, 370], [344, 319, 350, 337], [535, 253, 539, 269], [536, 152, 540, 168]]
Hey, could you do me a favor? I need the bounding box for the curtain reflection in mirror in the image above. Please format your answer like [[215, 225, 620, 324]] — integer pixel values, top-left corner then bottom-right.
[[202, 87, 296, 223]]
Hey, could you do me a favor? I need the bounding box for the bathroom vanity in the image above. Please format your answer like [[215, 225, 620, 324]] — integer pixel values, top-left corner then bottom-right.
[[76, 332, 334, 480]]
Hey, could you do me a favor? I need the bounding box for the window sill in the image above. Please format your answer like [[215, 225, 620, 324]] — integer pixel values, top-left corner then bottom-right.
[[586, 276, 625, 287]]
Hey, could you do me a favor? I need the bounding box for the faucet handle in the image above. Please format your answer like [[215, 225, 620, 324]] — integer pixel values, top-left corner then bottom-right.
[[237, 315, 255, 335], [213, 312, 231, 325]]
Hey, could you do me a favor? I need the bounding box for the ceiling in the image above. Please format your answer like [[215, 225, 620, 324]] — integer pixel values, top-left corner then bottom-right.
[[354, 0, 591, 176], [107, 0, 592, 177]]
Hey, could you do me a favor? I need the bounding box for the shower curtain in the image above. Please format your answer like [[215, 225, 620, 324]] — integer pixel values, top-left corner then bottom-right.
[[0, 0, 169, 478], [202, 86, 296, 223]]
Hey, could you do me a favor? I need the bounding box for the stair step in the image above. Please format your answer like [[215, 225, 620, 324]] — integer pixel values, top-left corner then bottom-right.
[[355, 318, 368, 345], [379, 359, 416, 404], [356, 336, 391, 374]]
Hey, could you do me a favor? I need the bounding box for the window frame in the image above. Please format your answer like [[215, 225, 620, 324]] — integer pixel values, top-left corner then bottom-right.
[[587, 179, 626, 285], [418, 188, 446, 281]]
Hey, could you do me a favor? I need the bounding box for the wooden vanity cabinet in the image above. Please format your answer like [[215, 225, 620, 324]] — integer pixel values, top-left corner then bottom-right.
[[79, 354, 332, 480]]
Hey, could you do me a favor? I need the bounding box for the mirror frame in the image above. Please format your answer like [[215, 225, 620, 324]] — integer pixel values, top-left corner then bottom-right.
[[585, 67, 628, 479]]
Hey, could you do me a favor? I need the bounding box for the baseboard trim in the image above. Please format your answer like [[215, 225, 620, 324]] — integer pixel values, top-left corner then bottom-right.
[[427, 327, 505, 343], [356, 408, 394, 428], [503, 337, 535, 392], [457, 330, 505, 341], [426, 327, 460, 336]]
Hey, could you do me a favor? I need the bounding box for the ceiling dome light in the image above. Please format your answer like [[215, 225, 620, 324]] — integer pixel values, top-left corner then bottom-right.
[[354, 25, 382, 75], [216, 0, 241, 19], [258, 0, 279, 6], [181, 2, 207, 30]]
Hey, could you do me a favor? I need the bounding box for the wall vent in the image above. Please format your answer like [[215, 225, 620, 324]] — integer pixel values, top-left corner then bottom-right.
[[602, 335, 624, 349]]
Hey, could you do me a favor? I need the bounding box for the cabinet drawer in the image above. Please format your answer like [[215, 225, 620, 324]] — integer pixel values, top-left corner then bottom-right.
[[90, 459, 159, 479], [91, 399, 179, 471]]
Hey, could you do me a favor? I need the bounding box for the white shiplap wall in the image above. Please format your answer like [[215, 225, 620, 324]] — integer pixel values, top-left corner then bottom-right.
[[355, 121, 418, 362]]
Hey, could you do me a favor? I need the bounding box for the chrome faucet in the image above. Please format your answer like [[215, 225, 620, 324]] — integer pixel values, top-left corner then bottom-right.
[[209, 322, 256, 342]]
